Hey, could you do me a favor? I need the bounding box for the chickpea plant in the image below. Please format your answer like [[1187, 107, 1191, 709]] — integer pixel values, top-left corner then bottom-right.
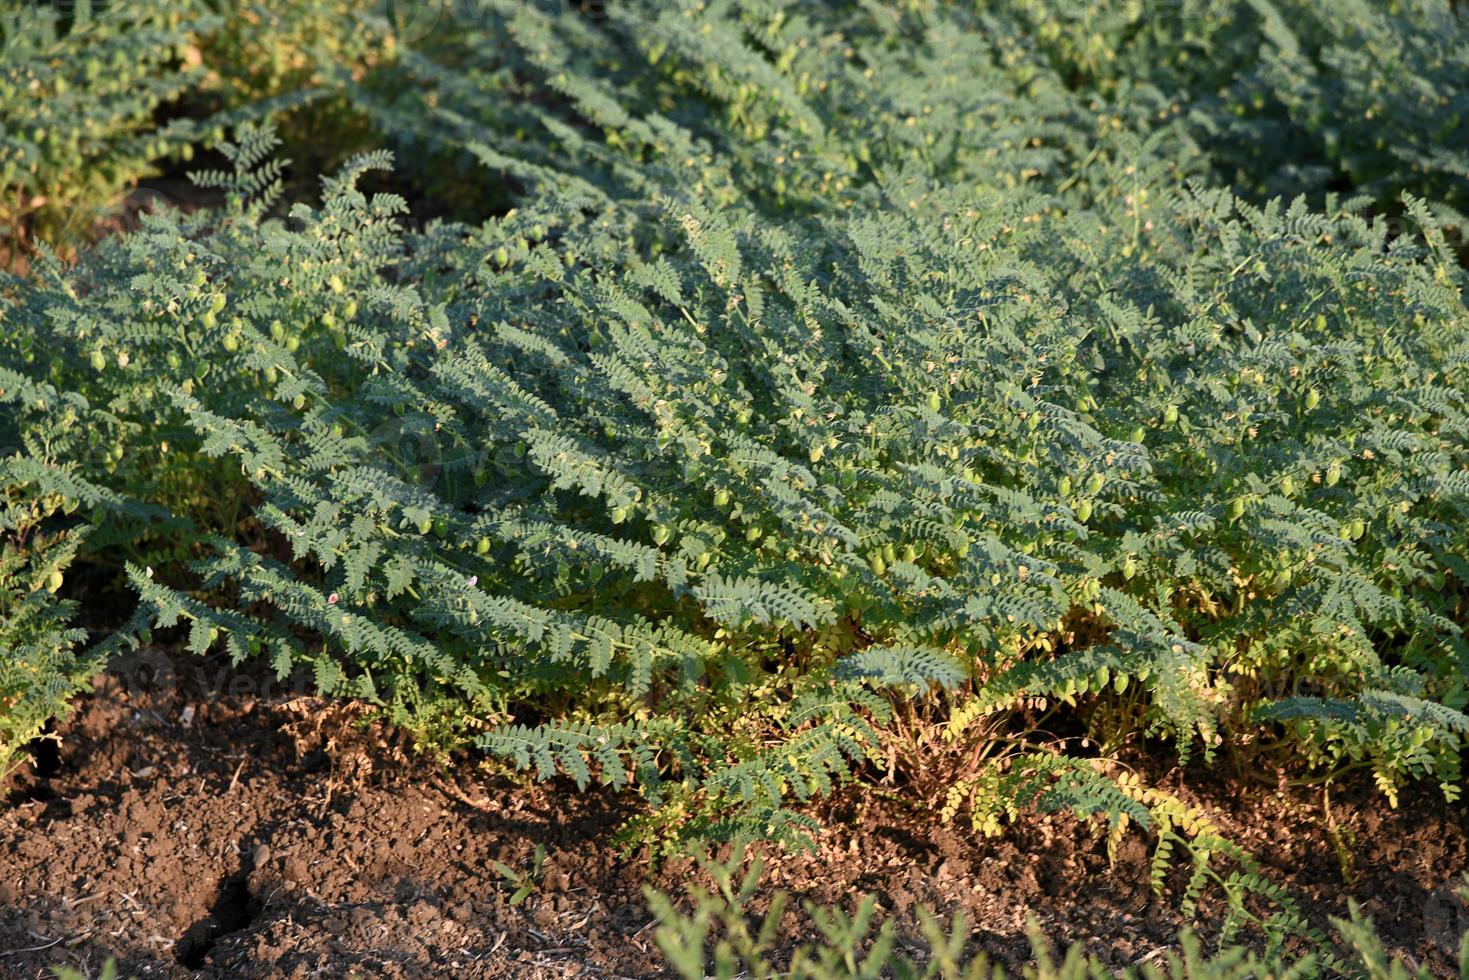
[[1, 1, 1468, 959]]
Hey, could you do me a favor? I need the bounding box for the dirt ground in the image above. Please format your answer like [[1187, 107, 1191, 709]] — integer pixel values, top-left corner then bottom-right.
[[1, 646, 1466, 979]]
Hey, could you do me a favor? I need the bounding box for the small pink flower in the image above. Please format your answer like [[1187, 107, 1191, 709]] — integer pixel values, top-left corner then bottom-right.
[[328, 592, 339, 605], [466, 575, 478, 587]]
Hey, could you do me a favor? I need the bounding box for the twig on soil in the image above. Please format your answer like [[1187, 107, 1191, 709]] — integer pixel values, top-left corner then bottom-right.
[[434, 776, 497, 813], [227, 757, 247, 792], [0, 934, 63, 956], [1133, 946, 1169, 966], [316, 780, 335, 818]]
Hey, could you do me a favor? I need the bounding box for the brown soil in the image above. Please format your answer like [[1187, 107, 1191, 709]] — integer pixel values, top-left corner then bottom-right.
[[1, 648, 1466, 979]]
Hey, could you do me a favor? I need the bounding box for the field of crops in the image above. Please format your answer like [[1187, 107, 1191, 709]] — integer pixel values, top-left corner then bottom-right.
[[2, 1, 1469, 977]]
